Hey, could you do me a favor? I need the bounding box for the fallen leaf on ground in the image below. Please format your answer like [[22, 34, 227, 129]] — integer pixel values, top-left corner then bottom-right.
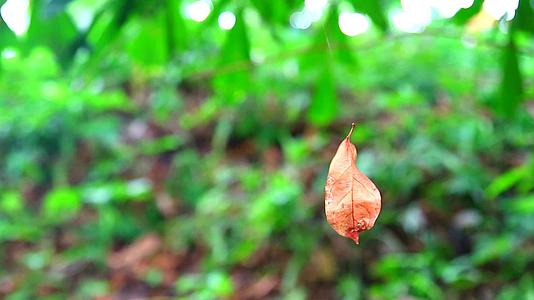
[[108, 234, 161, 269]]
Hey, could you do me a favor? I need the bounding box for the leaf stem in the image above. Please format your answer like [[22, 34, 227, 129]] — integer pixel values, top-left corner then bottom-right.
[[346, 122, 355, 140]]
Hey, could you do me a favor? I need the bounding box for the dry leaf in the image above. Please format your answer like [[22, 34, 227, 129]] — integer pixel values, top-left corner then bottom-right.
[[107, 234, 161, 269], [325, 123, 381, 244], [238, 275, 279, 300]]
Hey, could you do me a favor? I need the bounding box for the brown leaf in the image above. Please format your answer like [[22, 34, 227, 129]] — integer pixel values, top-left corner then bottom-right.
[[325, 123, 381, 244], [238, 275, 279, 300], [108, 234, 161, 269]]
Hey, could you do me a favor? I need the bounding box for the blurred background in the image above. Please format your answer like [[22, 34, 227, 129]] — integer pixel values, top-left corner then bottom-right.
[[1, 0, 534, 299]]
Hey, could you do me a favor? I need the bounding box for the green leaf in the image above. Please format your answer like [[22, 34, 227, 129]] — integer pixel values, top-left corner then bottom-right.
[[0, 17, 17, 72], [166, 0, 189, 53], [42, 187, 81, 222], [513, 0, 534, 34], [25, 1, 79, 63], [504, 194, 534, 215], [176, 274, 201, 293], [486, 166, 527, 199], [124, 15, 168, 68], [139, 135, 184, 155], [452, 0, 483, 25], [83, 179, 152, 204], [250, 0, 297, 26], [495, 35, 523, 116], [337, 275, 363, 300], [473, 235, 515, 265], [301, 6, 357, 74], [76, 279, 109, 299], [497, 275, 534, 300], [85, 0, 135, 62], [206, 271, 234, 296], [0, 15, 17, 45], [350, 0, 388, 32], [308, 66, 338, 126], [213, 9, 251, 104], [0, 191, 24, 215]]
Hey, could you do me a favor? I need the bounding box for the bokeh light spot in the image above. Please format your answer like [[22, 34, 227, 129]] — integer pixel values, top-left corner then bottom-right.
[[185, 0, 212, 22], [483, 0, 519, 21], [338, 12, 370, 37], [0, 0, 30, 36], [218, 11, 236, 30], [290, 11, 312, 30]]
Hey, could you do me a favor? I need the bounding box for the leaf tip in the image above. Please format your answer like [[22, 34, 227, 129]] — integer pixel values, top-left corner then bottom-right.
[[347, 229, 360, 244]]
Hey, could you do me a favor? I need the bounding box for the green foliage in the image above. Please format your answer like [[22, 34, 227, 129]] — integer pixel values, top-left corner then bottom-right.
[[213, 9, 251, 104], [308, 65, 338, 126], [349, 0, 389, 32], [1, 0, 534, 298], [176, 270, 234, 299], [497, 34, 523, 116], [452, 0, 484, 24], [42, 187, 81, 222]]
